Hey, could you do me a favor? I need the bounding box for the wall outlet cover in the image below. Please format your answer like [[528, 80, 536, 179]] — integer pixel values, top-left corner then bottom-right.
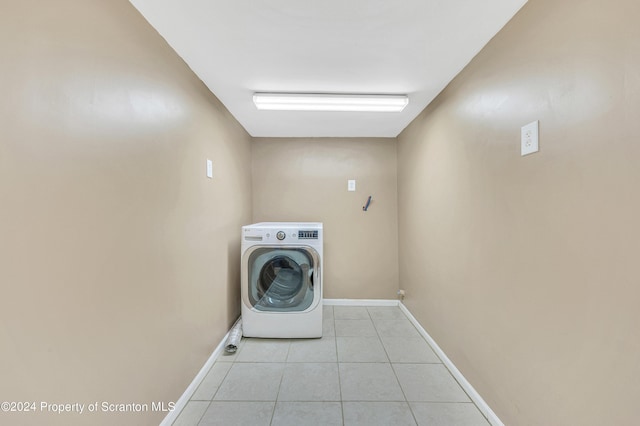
[[521, 120, 539, 156]]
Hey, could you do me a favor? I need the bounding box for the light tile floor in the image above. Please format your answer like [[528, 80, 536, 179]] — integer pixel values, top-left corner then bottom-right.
[[172, 304, 490, 426]]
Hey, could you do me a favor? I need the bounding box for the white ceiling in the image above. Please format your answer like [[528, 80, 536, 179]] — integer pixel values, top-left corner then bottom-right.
[[129, 0, 527, 138]]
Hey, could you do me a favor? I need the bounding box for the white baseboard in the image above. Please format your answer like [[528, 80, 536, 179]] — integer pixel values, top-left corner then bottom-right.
[[159, 318, 238, 426], [397, 303, 504, 426], [323, 298, 399, 306]]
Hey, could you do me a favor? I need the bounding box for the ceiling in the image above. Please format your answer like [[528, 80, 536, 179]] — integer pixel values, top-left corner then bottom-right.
[[128, 0, 527, 138]]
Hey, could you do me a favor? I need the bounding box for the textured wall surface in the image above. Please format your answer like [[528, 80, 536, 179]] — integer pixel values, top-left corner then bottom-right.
[[0, 1, 252, 424], [397, 0, 640, 424], [252, 138, 399, 299]]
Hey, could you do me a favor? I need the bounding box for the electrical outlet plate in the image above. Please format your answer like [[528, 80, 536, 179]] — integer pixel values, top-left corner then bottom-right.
[[347, 180, 356, 192], [521, 120, 539, 156]]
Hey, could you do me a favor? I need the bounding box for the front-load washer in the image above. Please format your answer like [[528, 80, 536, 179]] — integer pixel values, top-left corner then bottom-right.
[[241, 222, 323, 338]]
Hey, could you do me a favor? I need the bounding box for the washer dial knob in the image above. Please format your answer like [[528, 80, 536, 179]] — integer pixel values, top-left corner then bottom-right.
[[276, 231, 286, 241]]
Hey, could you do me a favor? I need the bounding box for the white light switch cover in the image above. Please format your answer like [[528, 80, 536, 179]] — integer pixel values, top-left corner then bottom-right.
[[347, 180, 356, 191], [206, 159, 213, 178]]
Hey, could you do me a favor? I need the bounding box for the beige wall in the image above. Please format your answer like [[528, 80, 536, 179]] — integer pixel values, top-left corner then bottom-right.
[[252, 138, 399, 299], [0, 1, 251, 425], [397, 0, 640, 424]]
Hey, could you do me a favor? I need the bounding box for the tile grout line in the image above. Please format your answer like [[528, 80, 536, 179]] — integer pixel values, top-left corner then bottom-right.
[[330, 306, 347, 426], [193, 401, 212, 426], [175, 345, 240, 425], [189, 361, 234, 425], [381, 306, 473, 423], [369, 306, 420, 426], [205, 361, 234, 402], [367, 306, 391, 364], [269, 340, 292, 426]]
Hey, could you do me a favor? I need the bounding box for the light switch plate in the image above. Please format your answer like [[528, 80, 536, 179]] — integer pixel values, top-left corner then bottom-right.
[[206, 159, 213, 178], [347, 180, 356, 192], [521, 120, 539, 156]]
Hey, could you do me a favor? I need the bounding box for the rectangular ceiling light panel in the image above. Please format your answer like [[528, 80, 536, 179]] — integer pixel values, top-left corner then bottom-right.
[[253, 93, 409, 112]]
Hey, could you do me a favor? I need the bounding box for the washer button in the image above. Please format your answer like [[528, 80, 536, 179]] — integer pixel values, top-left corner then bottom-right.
[[276, 231, 286, 240]]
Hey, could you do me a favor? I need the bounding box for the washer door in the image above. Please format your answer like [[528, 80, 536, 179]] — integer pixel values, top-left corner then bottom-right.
[[244, 246, 320, 312]]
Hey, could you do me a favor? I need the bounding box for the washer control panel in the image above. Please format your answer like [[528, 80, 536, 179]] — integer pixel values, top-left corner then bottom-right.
[[243, 224, 322, 245]]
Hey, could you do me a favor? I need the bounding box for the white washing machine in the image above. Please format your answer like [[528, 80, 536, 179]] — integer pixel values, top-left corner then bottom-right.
[[241, 222, 323, 338]]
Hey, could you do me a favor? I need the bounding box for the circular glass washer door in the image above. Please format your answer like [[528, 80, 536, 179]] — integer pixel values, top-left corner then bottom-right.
[[246, 247, 317, 312]]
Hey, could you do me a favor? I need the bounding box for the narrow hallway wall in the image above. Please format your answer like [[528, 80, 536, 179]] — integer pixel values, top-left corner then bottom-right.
[[397, 0, 640, 424], [0, 1, 251, 424]]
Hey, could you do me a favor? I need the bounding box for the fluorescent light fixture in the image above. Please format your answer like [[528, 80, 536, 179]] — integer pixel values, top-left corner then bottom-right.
[[253, 93, 409, 112]]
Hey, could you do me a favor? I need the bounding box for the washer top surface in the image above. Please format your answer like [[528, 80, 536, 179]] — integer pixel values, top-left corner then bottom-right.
[[246, 222, 322, 230]]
